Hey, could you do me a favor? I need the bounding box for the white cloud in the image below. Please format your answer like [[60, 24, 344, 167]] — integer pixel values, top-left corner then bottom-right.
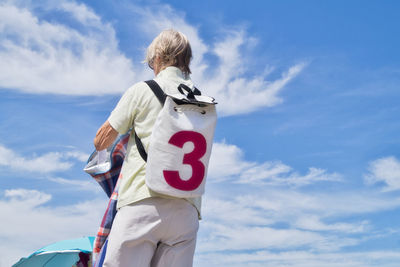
[[132, 4, 307, 116], [4, 188, 52, 207], [195, 250, 400, 267], [199, 151, 400, 265], [2, 148, 400, 267], [4, 2, 399, 267], [196, 188, 400, 267], [0, 189, 107, 267], [365, 156, 400, 191], [198, 222, 348, 253], [232, 189, 400, 220], [208, 142, 340, 186], [59, 1, 103, 26], [0, 144, 88, 173], [209, 59, 307, 116], [106, 4, 307, 116], [238, 164, 342, 186], [201, 197, 274, 226], [279, 167, 342, 186], [47, 177, 99, 191], [207, 142, 254, 181], [293, 216, 369, 233], [202, 192, 380, 233], [0, 144, 72, 173], [64, 151, 90, 162], [201, 191, 386, 242], [129, 4, 209, 75], [0, 1, 136, 95], [0, 1, 306, 116]]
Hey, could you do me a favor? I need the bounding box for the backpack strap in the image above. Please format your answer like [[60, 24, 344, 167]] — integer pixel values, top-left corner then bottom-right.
[[177, 84, 201, 100], [134, 80, 166, 162], [134, 132, 147, 162], [145, 80, 166, 105]]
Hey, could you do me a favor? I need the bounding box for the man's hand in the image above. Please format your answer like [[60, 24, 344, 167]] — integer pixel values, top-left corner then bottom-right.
[[94, 121, 119, 151]]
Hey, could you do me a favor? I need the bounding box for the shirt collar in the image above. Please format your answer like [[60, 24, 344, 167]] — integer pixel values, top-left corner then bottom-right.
[[156, 66, 187, 80]]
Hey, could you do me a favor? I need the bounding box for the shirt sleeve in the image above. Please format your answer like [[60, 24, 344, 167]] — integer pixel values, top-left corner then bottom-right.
[[107, 85, 139, 134]]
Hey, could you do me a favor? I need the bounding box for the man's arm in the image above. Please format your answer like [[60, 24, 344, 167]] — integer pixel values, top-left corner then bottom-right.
[[94, 121, 119, 151]]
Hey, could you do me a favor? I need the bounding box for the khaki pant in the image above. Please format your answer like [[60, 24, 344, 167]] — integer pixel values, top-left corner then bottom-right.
[[103, 197, 199, 267]]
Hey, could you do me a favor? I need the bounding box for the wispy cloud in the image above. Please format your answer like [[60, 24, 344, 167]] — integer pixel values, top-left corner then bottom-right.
[[0, 188, 106, 267], [0, 1, 136, 95], [198, 188, 400, 266], [195, 250, 400, 267], [365, 156, 400, 191], [64, 151, 90, 162], [0, 144, 88, 173], [202, 190, 386, 237], [130, 3, 307, 116], [6, 2, 398, 267], [0, 0, 306, 116], [0, 144, 72, 173], [207, 142, 254, 181], [47, 177, 98, 191], [198, 222, 344, 253], [200, 147, 400, 266], [200, 143, 400, 266], [209, 142, 341, 186], [3, 144, 400, 267], [293, 215, 369, 233]]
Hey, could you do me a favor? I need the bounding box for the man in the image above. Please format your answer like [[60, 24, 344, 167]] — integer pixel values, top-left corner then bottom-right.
[[94, 29, 201, 267]]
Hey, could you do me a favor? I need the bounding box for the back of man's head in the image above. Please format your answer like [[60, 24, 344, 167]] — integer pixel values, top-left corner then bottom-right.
[[145, 29, 192, 76]]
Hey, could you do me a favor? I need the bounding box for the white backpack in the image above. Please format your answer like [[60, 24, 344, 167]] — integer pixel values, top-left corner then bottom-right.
[[135, 80, 217, 198]]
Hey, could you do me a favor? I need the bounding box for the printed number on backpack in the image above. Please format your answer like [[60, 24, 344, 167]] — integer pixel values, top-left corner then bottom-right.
[[163, 131, 207, 191]]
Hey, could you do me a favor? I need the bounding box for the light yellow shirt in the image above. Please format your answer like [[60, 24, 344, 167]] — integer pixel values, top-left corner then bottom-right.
[[108, 66, 201, 217]]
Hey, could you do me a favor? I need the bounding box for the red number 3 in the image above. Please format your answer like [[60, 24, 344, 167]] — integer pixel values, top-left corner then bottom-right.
[[163, 131, 207, 191]]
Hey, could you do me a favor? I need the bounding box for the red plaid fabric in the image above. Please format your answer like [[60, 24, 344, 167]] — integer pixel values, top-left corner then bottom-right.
[[86, 134, 130, 266]]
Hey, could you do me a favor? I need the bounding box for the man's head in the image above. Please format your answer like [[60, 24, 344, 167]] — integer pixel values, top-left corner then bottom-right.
[[145, 29, 192, 76]]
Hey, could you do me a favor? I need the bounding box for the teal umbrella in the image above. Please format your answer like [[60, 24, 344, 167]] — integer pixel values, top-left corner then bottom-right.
[[12, 236, 94, 267]]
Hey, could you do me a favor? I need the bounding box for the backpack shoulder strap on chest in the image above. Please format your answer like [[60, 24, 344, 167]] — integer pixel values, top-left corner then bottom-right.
[[134, 80, 165, 162]]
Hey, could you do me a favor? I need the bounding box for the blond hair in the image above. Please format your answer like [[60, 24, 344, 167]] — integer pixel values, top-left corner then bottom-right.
[[145, 29, 192, 75]]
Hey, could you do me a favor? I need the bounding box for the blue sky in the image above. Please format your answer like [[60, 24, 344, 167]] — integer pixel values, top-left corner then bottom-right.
[[1, 0, 400, 266]]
